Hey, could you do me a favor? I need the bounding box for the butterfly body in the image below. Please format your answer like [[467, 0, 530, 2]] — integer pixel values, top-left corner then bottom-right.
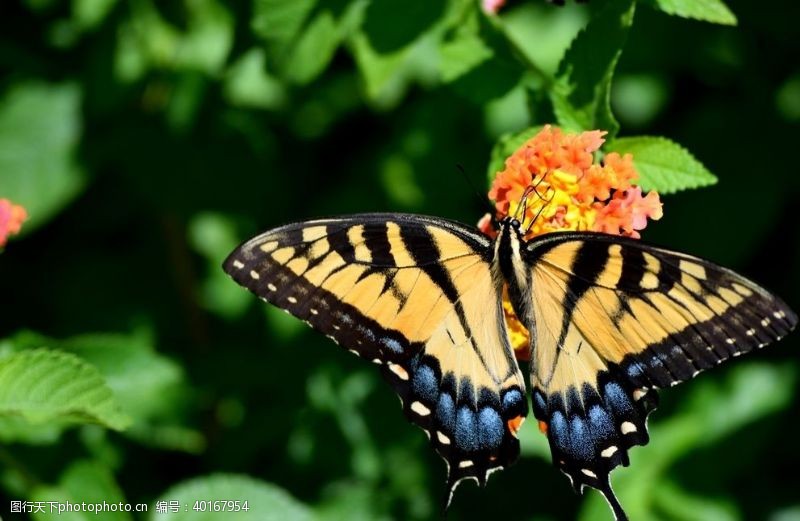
[[224, 213, 796, 521]]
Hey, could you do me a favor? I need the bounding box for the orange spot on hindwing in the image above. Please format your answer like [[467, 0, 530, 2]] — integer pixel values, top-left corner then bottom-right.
[[508, 415, 525, 437]]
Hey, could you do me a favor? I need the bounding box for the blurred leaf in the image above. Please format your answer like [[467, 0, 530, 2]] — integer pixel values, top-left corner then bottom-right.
[[604, 136, 717, 194], [0, 349, 129, 436], [486, 126, 543, 183], [551, 0, 635, 137], [189, 213, 252, 319], [0, 82, 85, 234], [224, 48, 287, 109], [114, 0, 233, 81], [447, 15, 522, 105], [172, 0, 234, 74], [252, 0, 318, 45], [771, 506, 800, 521], [31, 460, 132, 521], [775, 73, 800, 122], [652, 479, 738, 521], [285, 11, 340, 85], [151, 474, 317, 521], [611, 74, 670, 129], [349, 31, 439, 107], [380, 154, 424, 207], [439, 30, 493, 83], [362, 0, 445, 53], [500, 2, 588, 76], [72, 0, 117, 30], [644, 0, 737, 26]]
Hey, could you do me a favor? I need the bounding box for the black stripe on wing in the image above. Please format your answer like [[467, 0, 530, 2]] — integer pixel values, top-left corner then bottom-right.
[[223, 214, 524, 500]]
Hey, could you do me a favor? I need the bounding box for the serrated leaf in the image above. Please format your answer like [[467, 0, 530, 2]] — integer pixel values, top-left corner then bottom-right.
[[0, 349, 129, 435], [551, 0, 635, 138], [486, 126, 543, 184], [150, 474, 317, 521], [252, 0, 318, 45], [645, 0, 737, 26], [4, 331, 200, 451], [605, 136, 717, 194], [0, 82, 86, 234]]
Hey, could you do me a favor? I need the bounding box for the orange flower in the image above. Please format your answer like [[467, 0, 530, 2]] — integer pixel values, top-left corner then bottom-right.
[[485, 126, 663, 356], [0, 199, 27, 247]]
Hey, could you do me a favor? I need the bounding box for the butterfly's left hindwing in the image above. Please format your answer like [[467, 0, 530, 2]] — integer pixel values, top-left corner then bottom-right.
[[224, 214, 528, 496], [516, 232, 797, 519]]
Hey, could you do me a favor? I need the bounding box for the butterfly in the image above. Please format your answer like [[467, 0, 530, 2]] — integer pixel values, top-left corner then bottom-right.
[[223, 212, 796, 520]]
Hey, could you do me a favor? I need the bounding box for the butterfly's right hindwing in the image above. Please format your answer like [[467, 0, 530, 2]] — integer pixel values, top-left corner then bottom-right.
[[224, 214, 528, 496]]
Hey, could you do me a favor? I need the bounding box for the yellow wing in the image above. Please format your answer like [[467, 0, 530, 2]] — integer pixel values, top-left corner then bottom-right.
[[519, 232, 797, 520], [224, 214, 527, 495]]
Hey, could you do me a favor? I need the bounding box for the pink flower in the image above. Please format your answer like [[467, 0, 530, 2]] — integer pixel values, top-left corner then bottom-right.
[[0, 199, 28, 247], [481, 0, 506, 15]]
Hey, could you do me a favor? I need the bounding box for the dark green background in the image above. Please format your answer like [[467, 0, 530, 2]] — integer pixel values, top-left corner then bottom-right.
[[0, 0, 798, 520]]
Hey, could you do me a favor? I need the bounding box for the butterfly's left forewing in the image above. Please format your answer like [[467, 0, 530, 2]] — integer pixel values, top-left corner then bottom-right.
[[517, 233, 797, 519], [224, 214, 528, 496]]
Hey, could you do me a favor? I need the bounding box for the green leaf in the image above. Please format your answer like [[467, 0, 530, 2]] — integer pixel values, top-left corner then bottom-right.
[[3, 331, 200, 452], [645, 0, 737, 26], [285, 11, 341, 85], [189, 212, 252, 319], [486, 126, 543, 184], [0, 82, 85, 234], [604, 136, 718, 194], [224, 48, 287, 110], [0, 349, 129, 436], [551, 0, 635, 138], [150, 474, 317, 521], [31, 460, 132, 521], [439, 31, 493, 83], [362, 0, 445, 54], [252, 0, 318, 45]]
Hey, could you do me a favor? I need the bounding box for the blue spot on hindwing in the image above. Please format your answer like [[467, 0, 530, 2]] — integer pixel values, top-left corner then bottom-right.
[[551, 410, 568, 448], [604, 381, 634, 416], [502, 388, 524, 413], [381, 337, 404, 353], [412, 364, 438, 402], [588, 405, 614, 441], [455, 406, 478, 451], [568, 416, 592, 461], [436, 393, 455, 430], [477, 407, 503, 448]]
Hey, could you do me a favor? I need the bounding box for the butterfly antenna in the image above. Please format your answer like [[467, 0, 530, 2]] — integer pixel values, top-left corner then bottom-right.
[[456, 164, 495, 218], [524, 182, 555, 235]]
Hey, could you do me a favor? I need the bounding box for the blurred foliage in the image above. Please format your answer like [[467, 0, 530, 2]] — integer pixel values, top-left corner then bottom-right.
[[0, 0, 799, 520]]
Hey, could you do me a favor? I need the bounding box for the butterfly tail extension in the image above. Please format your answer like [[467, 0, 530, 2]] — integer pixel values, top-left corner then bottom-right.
[[531, 363, 658, 517], [598, 477, 629, 521]]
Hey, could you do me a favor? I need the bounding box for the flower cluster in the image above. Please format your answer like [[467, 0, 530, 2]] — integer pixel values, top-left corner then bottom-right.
[[0, 199, 27, 248], [482, 125, 663, 356], [483, 125, 662, 239]]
